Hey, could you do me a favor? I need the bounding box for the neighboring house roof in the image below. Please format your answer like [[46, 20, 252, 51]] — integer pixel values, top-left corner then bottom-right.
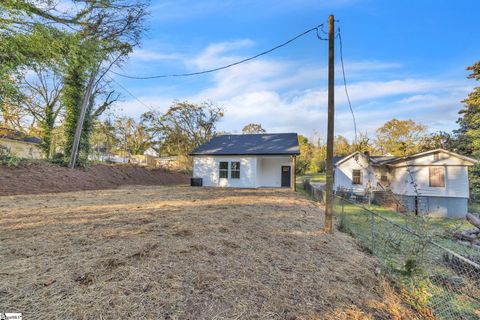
[[0, 128, 41, 144], [369, 155, 397, 164], [190, 133, 300, 156], [333, 156, 344, 165], [380, 148, 478, 165], [334, 148, 478, 167], [334, 151, 367, 166]]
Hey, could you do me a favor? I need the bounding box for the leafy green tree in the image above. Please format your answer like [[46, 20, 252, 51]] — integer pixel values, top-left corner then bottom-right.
[[309, 138, 327, 173], [455, 61, 480, 157], [142, 101, 224, 157], [334, 135, 353, 156], [351, 132, 375, 155], [242, 123, 266, 134], [90, 118, 117, 159], [113, 117, 151, 157], [418, 131, 456, 152], [1, 1, 148, 165], [296, 134, 313, 175], [375, 119, 427, 156]]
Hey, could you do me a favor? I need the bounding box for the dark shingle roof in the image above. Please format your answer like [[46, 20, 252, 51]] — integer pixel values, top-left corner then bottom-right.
[[190, 133, 300, 156], [0, 127, 41, 144], [333, 156, 343, 165], [370, 156, 397, 164]]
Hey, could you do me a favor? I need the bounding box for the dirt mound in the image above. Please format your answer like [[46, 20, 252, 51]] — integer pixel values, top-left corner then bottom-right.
[[0, 162, 190, 196]]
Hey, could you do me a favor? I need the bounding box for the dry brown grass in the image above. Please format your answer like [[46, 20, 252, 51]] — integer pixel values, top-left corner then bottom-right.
[[0, 186, 416, 319]]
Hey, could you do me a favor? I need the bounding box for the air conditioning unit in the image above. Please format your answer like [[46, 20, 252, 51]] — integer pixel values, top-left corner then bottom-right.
[[191, 178, 203, 187]]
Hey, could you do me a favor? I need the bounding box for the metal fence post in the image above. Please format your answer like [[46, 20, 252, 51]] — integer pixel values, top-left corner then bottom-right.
[[370, 212, 375, 254], [340, 200, 345, 228]]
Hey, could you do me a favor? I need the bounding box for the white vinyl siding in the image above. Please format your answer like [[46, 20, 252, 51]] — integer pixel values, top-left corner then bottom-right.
[[256, 156, 292, 187], [390, 166, 469, 198], [334, 155, 375, 193], [192, 155, 292, 188]]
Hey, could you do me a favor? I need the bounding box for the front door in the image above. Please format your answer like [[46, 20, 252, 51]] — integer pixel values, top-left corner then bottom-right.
[[281, 166, 291, 187]]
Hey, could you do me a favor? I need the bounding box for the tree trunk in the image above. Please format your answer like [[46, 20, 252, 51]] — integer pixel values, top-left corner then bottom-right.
[[466, 213, 480, 229]]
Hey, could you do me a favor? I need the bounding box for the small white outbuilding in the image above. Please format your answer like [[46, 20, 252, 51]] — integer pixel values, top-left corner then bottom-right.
[[190, 133, 300, 189]]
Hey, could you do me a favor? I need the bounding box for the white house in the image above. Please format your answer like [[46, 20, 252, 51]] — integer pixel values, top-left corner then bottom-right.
[[334, 149, 478, 218], [190, 133, 300, 189]]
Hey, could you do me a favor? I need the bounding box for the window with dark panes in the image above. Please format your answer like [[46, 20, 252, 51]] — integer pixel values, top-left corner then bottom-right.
[[429, 167, 445, 187], [219, 162, 228, 178], [352, 169, 362, 184], [231, 161, 240, 179], [433, 153, 439, 161]]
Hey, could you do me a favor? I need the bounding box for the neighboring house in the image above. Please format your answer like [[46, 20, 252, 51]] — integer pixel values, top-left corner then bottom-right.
[[0, 128, 43, 159], [191, 133, 300, 188], [144, 147, 158, 157], [334, 149, 478, 218]]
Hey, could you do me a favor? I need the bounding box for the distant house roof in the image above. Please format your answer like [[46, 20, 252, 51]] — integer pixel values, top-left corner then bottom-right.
[[380, 148, 478, 165], [369, 155, 398, 164], [0, 128, 41, 144], [333, 156, 344, 165], [334, 149, 478, 167], [190, 133, 300, 156]]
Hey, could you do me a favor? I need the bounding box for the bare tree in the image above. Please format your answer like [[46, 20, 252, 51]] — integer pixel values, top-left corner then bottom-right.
[[142, 101, 224, 156], [21, 68, 63, 157]]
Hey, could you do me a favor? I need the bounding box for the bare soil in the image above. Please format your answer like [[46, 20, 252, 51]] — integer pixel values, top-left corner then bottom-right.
[[0, 162, 190, 196], [0, 186, 416, 319]]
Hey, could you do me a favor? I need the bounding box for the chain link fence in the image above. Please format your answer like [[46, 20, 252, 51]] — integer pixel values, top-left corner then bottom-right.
[[333, 195, 480, 319], [302, 178, 325, 203]]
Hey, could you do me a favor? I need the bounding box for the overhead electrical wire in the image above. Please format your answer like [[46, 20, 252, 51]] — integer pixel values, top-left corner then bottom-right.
[[337, 26, 358, 145], [106, 75, 154, 110], [106, 21, 359, 148], [109, 23, 326, 80]]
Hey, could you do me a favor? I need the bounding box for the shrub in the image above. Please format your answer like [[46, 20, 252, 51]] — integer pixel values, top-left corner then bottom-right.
[[0, 145, 21, 166], [49, 152, 66, 165]]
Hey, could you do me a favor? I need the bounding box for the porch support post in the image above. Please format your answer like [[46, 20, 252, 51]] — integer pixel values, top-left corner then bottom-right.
[[292, 155, 296, 191]]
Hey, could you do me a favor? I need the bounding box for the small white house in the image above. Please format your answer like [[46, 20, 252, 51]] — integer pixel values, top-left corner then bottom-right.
[[190, 133, 300, 188], [334, 149, 478, 218]]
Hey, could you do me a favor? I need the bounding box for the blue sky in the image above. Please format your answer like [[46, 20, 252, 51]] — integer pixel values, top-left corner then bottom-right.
[[110, 0, 480, 141]]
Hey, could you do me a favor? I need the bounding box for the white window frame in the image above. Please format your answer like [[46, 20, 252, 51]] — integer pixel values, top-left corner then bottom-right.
[[230, 161, 240, 179], [219, 161, 229, 179]]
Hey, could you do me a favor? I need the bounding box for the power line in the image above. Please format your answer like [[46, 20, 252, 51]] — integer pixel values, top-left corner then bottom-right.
[[109, 23, 326, 80], [106, 75, 153, 110], [337, 26, 358, 145]]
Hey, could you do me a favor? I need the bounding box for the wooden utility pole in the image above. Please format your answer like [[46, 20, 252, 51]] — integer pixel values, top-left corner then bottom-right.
[[324, 15, 335, 233], [68, 70, 97, 169]]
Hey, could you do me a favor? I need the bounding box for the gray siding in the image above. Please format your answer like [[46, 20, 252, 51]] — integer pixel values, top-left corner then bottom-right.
[[398, 195, 468, 218]]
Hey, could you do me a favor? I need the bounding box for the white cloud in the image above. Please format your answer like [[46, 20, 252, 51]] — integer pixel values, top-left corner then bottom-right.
[[187, 39, 255, 69], [111, 38, 472, 141]]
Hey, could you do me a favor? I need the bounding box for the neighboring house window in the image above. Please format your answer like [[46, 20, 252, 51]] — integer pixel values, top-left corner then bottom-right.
[[231, 161, 240, 179], [429, 167, 445, 187], [352, 169, 362, 184], [219, 162, 228, 178], [433, 153, 439, 161], [381, 175, 388, 183]]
